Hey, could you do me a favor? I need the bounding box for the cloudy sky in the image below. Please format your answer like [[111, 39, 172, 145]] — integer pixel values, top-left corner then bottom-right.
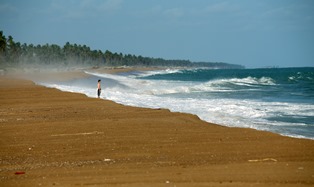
[[1, 0, 313, 68]]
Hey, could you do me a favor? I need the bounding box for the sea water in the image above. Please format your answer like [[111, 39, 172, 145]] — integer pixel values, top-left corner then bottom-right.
[[39, 67, 314, 140]]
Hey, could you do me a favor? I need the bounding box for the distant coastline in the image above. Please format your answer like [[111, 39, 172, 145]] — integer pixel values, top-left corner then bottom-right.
[[0, 31, 244, 71]]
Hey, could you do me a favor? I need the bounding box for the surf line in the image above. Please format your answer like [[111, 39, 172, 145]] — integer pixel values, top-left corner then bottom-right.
[[51, 131, 104, 137]]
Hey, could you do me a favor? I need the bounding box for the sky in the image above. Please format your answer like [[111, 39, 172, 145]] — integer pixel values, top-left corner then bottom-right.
[[1, 0, 313, 68]]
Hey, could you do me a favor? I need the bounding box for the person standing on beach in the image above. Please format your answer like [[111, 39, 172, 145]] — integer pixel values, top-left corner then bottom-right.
[[97, 79, 101, 98]]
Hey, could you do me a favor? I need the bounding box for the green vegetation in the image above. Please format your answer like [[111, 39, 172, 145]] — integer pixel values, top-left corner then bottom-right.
[[0, 31, 244, 70]]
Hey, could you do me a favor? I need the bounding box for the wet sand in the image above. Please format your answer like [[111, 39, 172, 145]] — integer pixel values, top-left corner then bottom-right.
[[0, 73, 314, 187]]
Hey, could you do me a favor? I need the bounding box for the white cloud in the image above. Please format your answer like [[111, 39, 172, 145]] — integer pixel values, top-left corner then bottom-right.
[[47, 0, 124, 20], [253, 2, 314, 32], [204, 1, 239, 13], [163, 7, 184, 18], [0, 2, 22, 21], [0, 3, 17, 13], [75, 0, 123, 11], [98, 0, 123, 11]]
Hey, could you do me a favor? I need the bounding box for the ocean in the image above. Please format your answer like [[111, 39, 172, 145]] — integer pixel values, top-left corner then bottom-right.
[[39, 67, 314, 140]]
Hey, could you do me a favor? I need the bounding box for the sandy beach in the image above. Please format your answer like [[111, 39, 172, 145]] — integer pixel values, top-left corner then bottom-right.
[[1, 72, 314, 187]]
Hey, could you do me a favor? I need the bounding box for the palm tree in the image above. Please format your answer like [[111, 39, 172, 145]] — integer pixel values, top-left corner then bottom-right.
[[0, 31, 6, 53]]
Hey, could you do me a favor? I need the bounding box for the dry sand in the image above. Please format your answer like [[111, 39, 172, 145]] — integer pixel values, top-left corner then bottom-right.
[[0, 72, 314, 187]]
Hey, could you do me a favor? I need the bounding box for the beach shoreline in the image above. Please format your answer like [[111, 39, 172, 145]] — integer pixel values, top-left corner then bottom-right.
[[1, 71, 314, 186]]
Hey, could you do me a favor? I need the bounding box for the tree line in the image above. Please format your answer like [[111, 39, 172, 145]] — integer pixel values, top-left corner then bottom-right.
[[0, 31, 244, 69]]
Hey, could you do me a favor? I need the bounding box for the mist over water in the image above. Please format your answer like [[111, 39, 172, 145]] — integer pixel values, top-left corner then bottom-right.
[[39, 67, 314, 140]]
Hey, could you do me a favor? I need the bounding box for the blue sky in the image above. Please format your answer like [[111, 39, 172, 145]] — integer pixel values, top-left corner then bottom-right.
[[1, 0, 313, 68]]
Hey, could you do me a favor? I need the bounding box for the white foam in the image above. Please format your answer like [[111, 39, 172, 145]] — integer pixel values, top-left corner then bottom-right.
[[214, 76, 276, 86], [136, 68, 183, 77]]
